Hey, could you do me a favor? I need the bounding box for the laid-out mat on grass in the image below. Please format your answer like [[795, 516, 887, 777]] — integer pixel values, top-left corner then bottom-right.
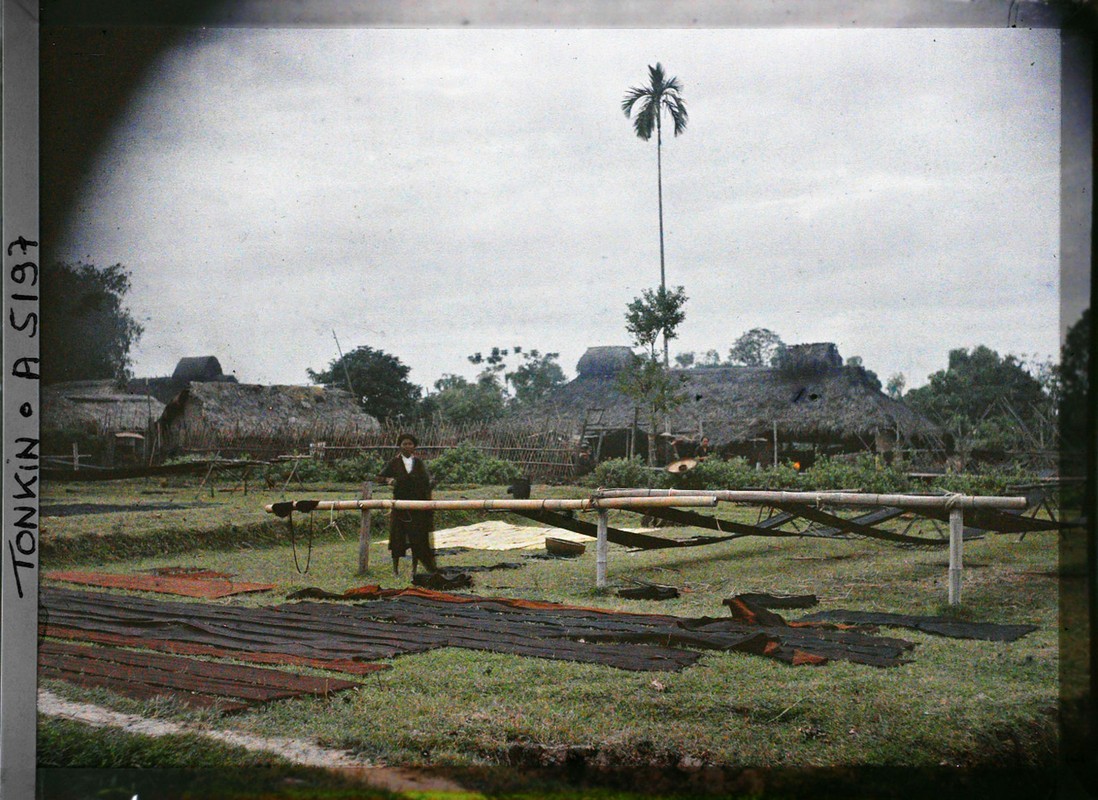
[[431, 520, 589, 550], [38, 639, 361, 712], [45, 584, 921, 670], [45, 570, 276, 599], [44, 586, 1027, 673], [795, 610, 1038, 641]]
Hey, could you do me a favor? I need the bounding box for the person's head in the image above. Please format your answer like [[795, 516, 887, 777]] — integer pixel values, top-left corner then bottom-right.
[[701, 437, 709, 446], [397, 433, 417, 456]]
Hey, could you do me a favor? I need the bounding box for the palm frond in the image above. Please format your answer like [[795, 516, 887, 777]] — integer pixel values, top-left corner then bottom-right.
[[621, 86, 649, 116], [632, 99, 657, 140], [664, 94, 689, 136]]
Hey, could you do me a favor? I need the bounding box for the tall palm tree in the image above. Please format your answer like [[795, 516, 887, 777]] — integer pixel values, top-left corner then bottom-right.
[[622, 63, 688, 366]]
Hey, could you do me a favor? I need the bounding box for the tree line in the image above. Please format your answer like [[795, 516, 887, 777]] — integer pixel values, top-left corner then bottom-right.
[[43, 260, 1088, 463]]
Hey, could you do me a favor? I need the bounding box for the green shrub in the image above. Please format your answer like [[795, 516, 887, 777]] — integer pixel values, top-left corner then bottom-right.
[[800, 455, 911, 493], [929, 466, 1034, 496], [670, 457, 757, 490], [329, 452, 385, 483], [428, 441, 521, 486], [588, 457, 667, 489]]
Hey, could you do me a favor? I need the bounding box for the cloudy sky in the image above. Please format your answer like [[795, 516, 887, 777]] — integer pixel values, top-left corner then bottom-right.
[[57, 27, 1063, 392]]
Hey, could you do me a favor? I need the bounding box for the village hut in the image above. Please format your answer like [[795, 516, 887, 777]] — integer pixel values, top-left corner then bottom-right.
[[42, 380, 165, 466], [157, 383, 381, 460], [514, 344, 944, 466]]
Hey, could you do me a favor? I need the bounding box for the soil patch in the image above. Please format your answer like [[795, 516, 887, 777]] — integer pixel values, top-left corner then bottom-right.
[[41, 502, 213, 518]]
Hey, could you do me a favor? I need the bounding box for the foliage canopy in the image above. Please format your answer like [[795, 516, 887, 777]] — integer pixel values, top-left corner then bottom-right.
[[41, 262, 144, 385], [307, 345, 422, 422]]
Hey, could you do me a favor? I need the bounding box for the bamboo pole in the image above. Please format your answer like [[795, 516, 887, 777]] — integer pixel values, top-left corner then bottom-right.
[[358, 481, 372, 575], [948, 507, 964, 604], [594, 488, 1027, 511], [265, 495, 718, 514], [596, 509, 608, 589]]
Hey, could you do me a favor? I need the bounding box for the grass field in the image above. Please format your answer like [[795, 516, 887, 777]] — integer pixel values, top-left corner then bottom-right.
[[36, 476, 1066, 796]]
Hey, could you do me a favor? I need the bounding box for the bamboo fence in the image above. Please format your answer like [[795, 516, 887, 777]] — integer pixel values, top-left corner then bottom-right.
[[167, 416, 583, 482]]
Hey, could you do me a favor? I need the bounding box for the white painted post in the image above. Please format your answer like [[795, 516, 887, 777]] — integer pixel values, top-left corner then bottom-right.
[[358, 481, 372, 574], [948, 507, 964, 604], [596, 509, 608, 589]]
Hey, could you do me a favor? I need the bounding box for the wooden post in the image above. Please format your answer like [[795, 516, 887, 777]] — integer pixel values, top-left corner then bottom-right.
[[358, 481, 372, 574], [772, 421, 778, 467], [72, 442, 79, 472], [948, 507, 963, 605], [596, 508, 608, 589]]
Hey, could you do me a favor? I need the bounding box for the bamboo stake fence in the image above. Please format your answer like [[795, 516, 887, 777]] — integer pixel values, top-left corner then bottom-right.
[[169, 417, 583, 482]]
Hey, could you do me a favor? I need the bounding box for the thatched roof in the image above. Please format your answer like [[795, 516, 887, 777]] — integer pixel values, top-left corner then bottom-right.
[[131, 356, 238, 404], [160, 383, 380, 434], [172, 356, 226, 383], [516, 363, 942, 446], [42, 381, 165, 434], [779, 342, 843, 373], [576, 346, 635, 377]]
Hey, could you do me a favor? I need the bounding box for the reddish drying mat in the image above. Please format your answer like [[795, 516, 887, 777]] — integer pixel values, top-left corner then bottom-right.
[[142, 567, 235, 579], [38, 639, 361, 712], [45, 570, 275, 598], [42, 625, 389, 676]]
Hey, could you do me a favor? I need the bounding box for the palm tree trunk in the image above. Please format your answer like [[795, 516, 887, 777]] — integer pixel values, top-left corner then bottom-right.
[[656, 113, 669, 367]]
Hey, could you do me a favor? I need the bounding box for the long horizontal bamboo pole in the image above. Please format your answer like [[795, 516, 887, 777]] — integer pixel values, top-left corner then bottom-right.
[[594, 488, 1027, 510], [264, 495, 719, 514]]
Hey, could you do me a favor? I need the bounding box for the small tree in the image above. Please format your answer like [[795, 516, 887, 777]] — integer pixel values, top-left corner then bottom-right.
[[307, 345, 422, 422], [674, 351, 696, 369], [506, 349, 566, 405], [427, 373, 506, 425], [618, 286, 689, 465], [886, 373, 906, 399], [727, 328, 785, 367]]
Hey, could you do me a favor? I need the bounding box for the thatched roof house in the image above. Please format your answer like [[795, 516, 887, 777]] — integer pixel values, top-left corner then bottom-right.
[[43, 380, 165, 434], [42, 380, 165, 465], [516, 344, 943, 462], [158, 383, 380, 457]]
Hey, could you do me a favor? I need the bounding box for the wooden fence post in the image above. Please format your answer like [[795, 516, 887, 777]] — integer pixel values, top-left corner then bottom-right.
[[358, 481, 372, 574], [596, 509, 608, 589], [948, 507, 963, 604]]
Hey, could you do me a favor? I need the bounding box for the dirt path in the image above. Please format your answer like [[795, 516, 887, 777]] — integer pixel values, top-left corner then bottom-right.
[[38, 689, 470, 795]]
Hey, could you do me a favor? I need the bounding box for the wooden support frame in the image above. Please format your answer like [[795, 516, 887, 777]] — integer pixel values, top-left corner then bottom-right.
[[949, 507, 964, 605], [358, 482, 372, 575], [596, 509, 608, 589]]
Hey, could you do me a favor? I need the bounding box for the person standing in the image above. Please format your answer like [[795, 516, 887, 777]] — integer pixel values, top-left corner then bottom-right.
[[378, 433, 437, 578]]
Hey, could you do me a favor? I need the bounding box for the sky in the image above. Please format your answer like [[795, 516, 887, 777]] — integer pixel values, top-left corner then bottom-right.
[[57, 27, 1065, 393]]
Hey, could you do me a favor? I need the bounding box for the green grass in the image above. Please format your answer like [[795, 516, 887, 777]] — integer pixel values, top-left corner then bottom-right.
[[38, 477, 1061, 783]]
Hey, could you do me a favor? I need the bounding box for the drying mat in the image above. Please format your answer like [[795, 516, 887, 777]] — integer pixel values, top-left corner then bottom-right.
[[42, 625, 389, 676], [795, 610, 1038, 642], [431, 520, 588, 550], [45, 570, 275, 599], [38, 640, 360, 712]]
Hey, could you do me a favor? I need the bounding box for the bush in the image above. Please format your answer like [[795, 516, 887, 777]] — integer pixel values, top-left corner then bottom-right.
[[428, 441, 521, 486], [800, 455, 911, 493], [670, 457, 758, 490], [588, 457, 667, 489], [329, 452, 385, 483]]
